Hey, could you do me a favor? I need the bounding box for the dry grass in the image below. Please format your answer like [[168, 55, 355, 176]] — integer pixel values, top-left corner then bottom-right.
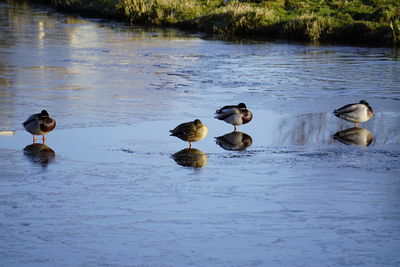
[[36, 0, 400, 46]]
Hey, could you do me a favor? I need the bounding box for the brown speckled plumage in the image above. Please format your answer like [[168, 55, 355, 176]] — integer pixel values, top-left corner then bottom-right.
[[170, 119, 208, 148]]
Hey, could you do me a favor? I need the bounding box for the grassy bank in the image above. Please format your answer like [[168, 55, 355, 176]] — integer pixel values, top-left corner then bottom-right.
[[34, 0, 400, 46]]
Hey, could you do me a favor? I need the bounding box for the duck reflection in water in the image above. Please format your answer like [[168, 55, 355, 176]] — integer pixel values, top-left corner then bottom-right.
[[23, 143, 56, 165], [333, 127, 373, 147], [172, 148, 208, 168], [215, 131, 253, 151]]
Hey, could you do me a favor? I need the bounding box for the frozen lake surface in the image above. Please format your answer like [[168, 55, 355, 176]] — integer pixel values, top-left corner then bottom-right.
[[1, 1, 400, 266]]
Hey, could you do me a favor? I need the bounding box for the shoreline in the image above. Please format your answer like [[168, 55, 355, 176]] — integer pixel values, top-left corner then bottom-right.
[[31, 0, 399, 47]]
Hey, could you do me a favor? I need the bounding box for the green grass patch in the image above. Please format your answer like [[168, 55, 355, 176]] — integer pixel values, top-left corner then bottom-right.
[[33, 0, 400, 46]]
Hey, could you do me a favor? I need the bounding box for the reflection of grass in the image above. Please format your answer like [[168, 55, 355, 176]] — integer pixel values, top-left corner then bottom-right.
[[38, 0, 399, 46], [42, 0, 125, 18]]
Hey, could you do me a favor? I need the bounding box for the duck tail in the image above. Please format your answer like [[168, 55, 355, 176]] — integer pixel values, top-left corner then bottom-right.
[[333, 109, 340, 117]]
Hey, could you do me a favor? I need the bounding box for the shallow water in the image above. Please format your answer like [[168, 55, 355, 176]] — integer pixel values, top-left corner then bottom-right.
[[1, 1, 400, 266]]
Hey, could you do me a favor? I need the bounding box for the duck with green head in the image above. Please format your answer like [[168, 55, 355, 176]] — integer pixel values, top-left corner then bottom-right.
[[23, 110, 56, 143], [170, 119, 208, 148], [215, 103, 253, 131], [333, 100, 373, 127]]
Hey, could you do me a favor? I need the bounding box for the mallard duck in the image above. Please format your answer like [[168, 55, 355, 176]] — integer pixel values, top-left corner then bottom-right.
[[169, 119, 208, 148], [215, 131, 253, 151], [172, 148, 208, 168], [23, 110, 56, 143], [215, 103, 253, 131], [333, 100, 373, 127], [333, 127, 373, 146]]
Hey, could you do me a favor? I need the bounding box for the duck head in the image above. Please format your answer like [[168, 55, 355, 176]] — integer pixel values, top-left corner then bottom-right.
[[359, 100, 369, 106], [238, 103, 247, 109], [40, 110, 49, 117], [194, 119, 203, 126]]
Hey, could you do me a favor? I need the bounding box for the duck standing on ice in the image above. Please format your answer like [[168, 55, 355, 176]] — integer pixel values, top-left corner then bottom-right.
[[23, 110, 56, 143], [170, 119, 208, 148], [333, 100, 373, 127], [215, 103, 253, 131]]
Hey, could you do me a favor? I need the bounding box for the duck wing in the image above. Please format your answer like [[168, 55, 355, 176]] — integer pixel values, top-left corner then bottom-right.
[[215, 105, 240, 120], [334, 103, 361, 115], [215, 105, 239, 114], [22, 113, 40, 126], [170, 122, 195, 138]]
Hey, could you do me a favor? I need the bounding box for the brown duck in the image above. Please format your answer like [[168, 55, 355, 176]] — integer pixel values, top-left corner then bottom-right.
[[170, 119, 208, 148]]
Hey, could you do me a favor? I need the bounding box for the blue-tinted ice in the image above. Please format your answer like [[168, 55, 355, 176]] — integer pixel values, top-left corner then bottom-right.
[[0, 1, 399, 266]]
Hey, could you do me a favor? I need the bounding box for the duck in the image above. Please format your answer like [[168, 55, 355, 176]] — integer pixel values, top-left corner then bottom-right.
[[23, 110, 56, 143], [333, 100, 373, 127], [215, 103, 253, 131], [333, 127, 373, 147], [169, 119, 208, 148]]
